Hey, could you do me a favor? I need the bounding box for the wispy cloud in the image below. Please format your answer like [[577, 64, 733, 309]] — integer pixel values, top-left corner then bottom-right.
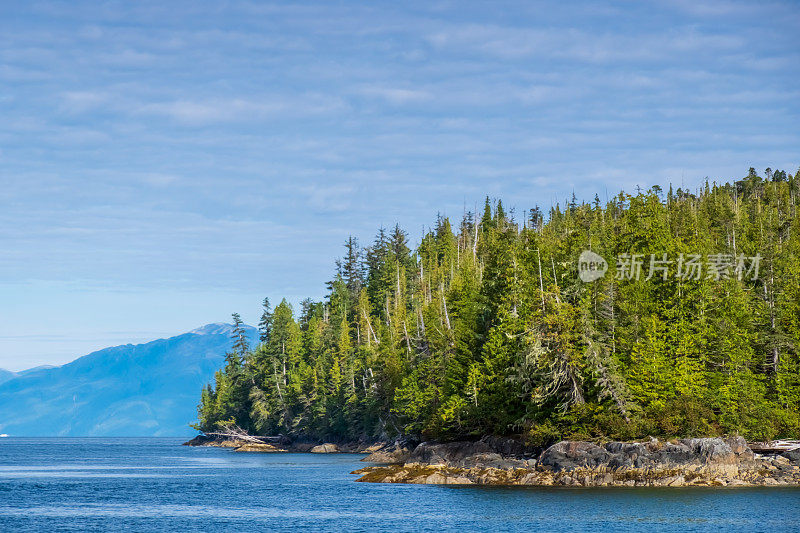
[[356, 86, 432, 105], [0, 0, 797, 366]]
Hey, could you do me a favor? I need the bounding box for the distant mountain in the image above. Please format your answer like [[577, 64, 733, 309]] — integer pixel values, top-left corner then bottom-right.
[[0, 369, 15, 386], [0, 365, 60, 386], [0, 323, 257, 437]]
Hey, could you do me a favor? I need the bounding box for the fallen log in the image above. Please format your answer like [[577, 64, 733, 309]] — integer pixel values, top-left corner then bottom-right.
[[203, 431, 285, 444], [749, 440, 800, 454]]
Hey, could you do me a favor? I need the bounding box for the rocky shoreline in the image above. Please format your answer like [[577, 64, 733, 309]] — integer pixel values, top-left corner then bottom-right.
[[182, 433, 386, 454], [184, 433, 800, 487], [355, 436, 800, 487]]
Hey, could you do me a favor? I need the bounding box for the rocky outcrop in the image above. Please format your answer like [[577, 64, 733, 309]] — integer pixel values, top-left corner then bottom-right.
[[183, 433, 387, 454], [234, 443, 285, 453], [783, 449, 800, 464], [403, 437, 535, 469], [183, 434, 250, 448], [184, 431, 800, 486], [310, 443, 340, 453], [538, 441, 611, 471], [353, 436, 800, 487], [361, 439, 416, 463], [537, 436, 753, 474]]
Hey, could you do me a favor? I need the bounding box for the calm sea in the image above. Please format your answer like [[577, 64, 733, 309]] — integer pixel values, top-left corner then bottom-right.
[[0, 437, 798, 532]]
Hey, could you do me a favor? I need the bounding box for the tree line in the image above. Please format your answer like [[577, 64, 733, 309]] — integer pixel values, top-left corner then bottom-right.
[[196, 168, 800, 444]]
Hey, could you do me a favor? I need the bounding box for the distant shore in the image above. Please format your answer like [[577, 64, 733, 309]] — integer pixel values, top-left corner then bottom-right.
[[184, 433, 800, 487]]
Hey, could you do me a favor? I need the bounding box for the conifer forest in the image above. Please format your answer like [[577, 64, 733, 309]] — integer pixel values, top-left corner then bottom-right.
[[197, 169, 800, 445]]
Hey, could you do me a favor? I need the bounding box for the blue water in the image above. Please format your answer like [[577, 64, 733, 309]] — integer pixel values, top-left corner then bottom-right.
[[0, 438, 798, 532]]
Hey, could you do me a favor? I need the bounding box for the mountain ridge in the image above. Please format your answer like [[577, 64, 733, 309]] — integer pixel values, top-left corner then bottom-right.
[[0, 323, 257, 437], [0, 369, 15, 386]]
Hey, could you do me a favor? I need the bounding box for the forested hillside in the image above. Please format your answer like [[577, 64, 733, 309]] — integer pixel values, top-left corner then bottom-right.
[[196, 169, 800, 444]]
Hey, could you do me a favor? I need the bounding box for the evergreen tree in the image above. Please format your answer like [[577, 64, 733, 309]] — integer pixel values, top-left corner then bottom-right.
[[258, 298, 273, 345], [197, 169, 800, 442]]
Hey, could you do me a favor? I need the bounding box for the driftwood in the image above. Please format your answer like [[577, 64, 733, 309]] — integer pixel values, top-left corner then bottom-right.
[[204, 429, 285, 444], [749, 440, 800, 454]]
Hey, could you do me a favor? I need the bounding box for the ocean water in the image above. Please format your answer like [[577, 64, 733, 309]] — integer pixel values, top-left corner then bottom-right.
[[0, 438, 798, 532]]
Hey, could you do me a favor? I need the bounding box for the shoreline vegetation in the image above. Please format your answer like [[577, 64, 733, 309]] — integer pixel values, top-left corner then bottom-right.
[[184, 432, 800, 487], [192, 170, 800, 485]]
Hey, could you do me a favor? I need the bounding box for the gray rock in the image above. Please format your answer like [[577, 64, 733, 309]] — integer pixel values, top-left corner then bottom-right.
[[361, 440, 415, 463], [724, 436, 748, 454], [782, 449, 800, 464], [478, 435, 536, 457], [406, 440, 526, 468], [725, 436, 754, 460], [407, 441, 487, 465], [657, 442, 695, 464], [538, 441, 612, 471], [604, 441, 650, 468], [680, 438, 736, 464], [604, 441, 647, 456], [310, 443, 339, 453], [538, 437, 753, 473], [460, 452, 528, 469]]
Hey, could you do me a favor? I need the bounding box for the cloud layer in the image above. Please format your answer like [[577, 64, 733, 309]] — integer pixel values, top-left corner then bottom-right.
[[0, 0, 798, 368]]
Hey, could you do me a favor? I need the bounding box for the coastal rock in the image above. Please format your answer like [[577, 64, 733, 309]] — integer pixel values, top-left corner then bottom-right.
[[354, 436, 800, 487], [183, 434, 247, 448], [234, 443, 285, 453], [680, 438, 736, 464], [782, 449, 800, 464], [478, 435, 535, 457], [406, 439, 530, 469], [358, 442, 386, 454], [183, 435, 206, 446], [185, 431, 800, 488], [406, 440, 489, 465], [310, 443, 340, 453], [724, 436, 751, 456], [538, 441, 612, 471], [361, 439, 415, 464]]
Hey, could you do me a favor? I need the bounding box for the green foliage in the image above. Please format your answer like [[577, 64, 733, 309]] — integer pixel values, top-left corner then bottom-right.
[[196, 169, 800, 442]]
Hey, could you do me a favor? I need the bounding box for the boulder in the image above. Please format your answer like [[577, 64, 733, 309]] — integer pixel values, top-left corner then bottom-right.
[[538, 441, 612, 471], [604, 441, 649, 469], [783, 449, 800, 465], [361, 439, 416, 464], [679, 438, 736, 464], [659, 442, 694, 463], [538, 437, 749, 473], [310, 443, 339, 453], [407, 441, 490, 465], [478, 435, 537, 457], [405, 440, 529, 469], [183, 434, 211, 446], [234, 443, 284, 453], [724, 436, 748, 454], [459, 452, 528, 469], [182, 434, 245, 447]]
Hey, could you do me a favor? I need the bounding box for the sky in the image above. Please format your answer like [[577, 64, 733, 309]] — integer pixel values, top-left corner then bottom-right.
[[0, 0, 798, 371]]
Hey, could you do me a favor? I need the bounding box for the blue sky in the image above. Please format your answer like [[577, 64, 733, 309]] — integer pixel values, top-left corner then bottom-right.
[[1, 0, 798, 370]]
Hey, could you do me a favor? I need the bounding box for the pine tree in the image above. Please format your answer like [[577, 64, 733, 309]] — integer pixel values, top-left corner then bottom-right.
[[258, 298, 273, 345]]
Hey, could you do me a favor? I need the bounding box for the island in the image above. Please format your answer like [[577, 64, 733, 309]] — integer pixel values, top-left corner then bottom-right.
[[189, 172, 800, 490]]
